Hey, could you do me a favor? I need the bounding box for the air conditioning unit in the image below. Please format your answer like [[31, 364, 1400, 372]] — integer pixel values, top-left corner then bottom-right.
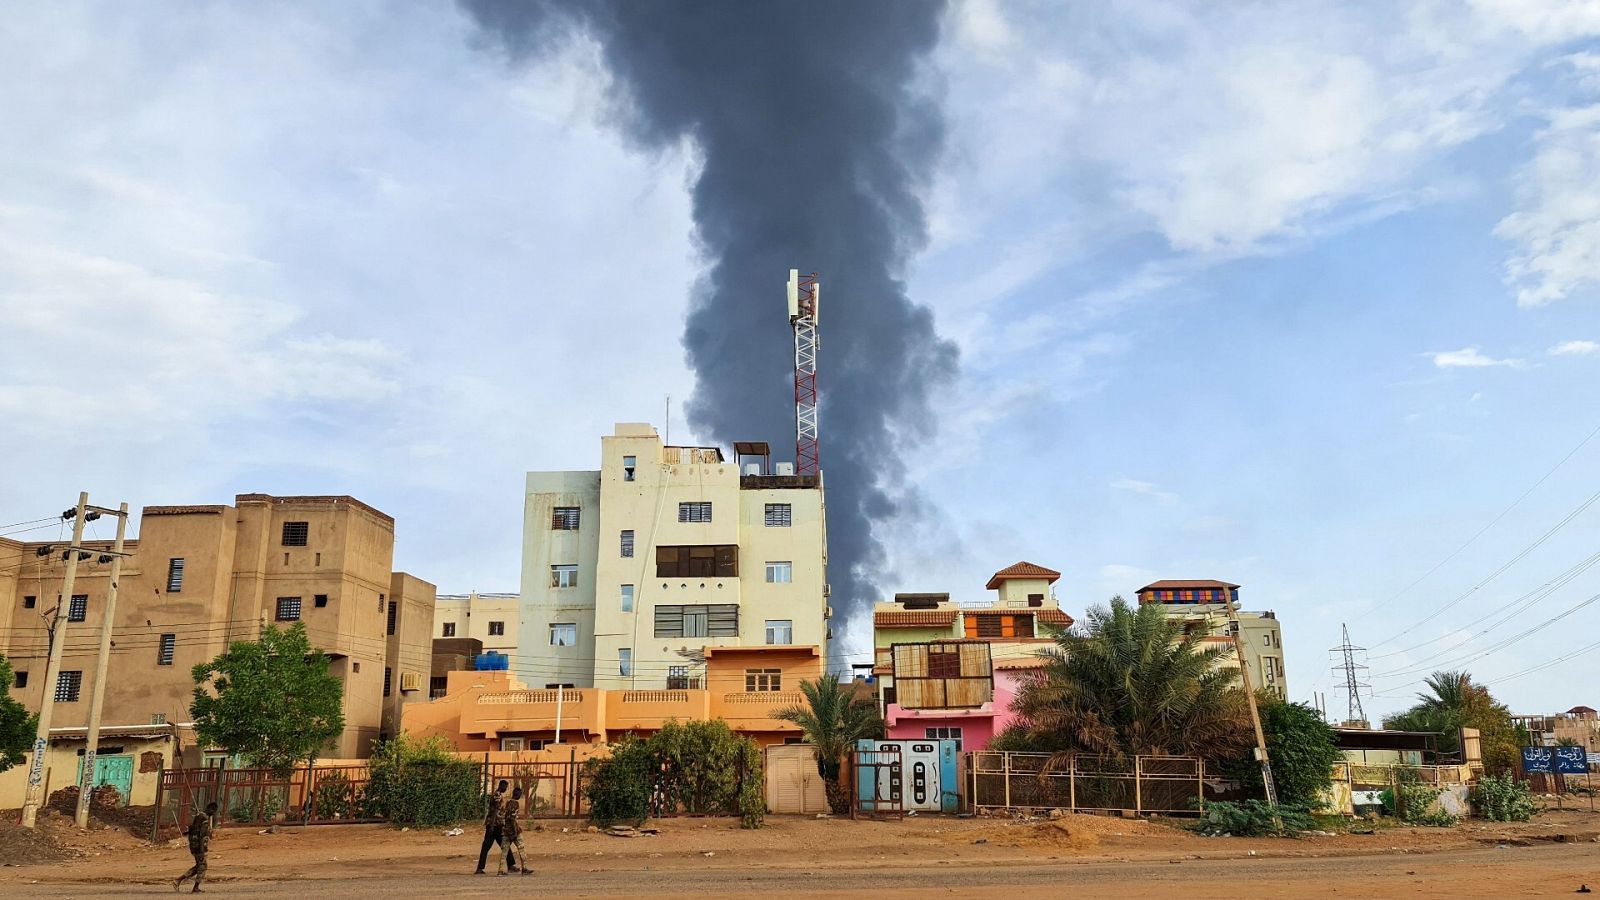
[[743, 463, 762, 476], [400, 671, 423, 693], [775, 462, 795, 476]]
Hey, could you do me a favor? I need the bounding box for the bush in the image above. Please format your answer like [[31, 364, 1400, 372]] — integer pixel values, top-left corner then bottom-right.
[[312, 771, 360, 820], [1197, 800, 1317, 836], [365, 735, 484, 828], [1397, 783, 1456, 827], [1473, 774, 1535, 822], [1225, 701, 1342, 809], [584, 721, 765, 828]]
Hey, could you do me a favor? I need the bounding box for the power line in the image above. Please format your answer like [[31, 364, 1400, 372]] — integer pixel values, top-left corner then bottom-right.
[[1374, 589, 1600, 682], [1366, 418, 1600, 645], [1484, 637, 1600, 687], [1369, 489, 1600, 650]]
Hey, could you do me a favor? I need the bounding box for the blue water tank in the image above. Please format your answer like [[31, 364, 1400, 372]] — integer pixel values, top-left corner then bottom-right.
[[474, 652, 508, 671]]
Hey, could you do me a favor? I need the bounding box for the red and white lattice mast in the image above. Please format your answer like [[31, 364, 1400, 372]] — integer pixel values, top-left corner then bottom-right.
[[786, 269, 821, 476]]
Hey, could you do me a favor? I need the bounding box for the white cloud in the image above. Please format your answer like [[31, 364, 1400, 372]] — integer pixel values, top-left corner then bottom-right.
[[1430, 347, 1524, 369], [1110, 478, 1179, 505], [1550, 339, 1600, 355]]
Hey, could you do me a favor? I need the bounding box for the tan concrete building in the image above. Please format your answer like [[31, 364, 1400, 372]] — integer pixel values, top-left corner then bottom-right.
[[1134, 579, 1287, 699], [433, 591, 520, 665], [0, 494, 435, 769], [519, 423, 829, 689]]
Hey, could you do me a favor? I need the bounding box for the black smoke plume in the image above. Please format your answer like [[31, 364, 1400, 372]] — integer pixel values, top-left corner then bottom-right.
[[462, 0, 957, 645]]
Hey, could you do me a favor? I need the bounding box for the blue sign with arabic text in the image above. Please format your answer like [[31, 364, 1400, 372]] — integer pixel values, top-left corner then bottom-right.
[[1554, 746, 1589, 774], [1521, 746, 1553, 773]]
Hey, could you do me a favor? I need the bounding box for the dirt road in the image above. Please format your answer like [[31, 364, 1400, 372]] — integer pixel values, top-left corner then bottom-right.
[[6, 810, 1599, 897]]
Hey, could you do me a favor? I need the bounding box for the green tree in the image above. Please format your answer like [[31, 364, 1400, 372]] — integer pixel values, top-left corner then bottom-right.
[[1006, 596, 1253, 761], [190, 623, 345, 772], [0, 655, 37, 772], [775, 677, 885, 814], [1383, 670, 1519, 774], [1226, 699, 1341, 807]]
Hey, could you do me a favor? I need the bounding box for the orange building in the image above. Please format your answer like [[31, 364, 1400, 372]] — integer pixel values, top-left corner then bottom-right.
[[403, 644, 822, 750]]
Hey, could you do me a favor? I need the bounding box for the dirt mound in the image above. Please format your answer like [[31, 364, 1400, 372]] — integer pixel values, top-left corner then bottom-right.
[[0, 817, 72, 866], [43, 786, 157, 837]]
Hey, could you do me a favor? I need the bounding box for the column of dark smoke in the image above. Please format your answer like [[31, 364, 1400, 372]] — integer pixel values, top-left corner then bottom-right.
[[462, 0, 956, 643]]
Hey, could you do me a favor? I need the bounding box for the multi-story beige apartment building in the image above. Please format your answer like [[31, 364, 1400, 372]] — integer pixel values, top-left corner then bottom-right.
[[1134, 579, 1287, 699], [0, 494, 434, 762], [433, 591, 520, 665], [519, 423, 829, 689]]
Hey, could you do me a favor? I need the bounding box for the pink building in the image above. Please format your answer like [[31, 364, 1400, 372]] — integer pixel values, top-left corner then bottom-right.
[[874, 562, 1071, 752]]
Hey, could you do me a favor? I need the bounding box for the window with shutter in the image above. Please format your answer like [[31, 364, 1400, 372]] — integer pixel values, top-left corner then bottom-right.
[[275, 597, 302, 621], [387, 601, 397, 635], [67, 595, 88, 622], [167, 558, 185, 593], [620, 530, 634, 557], [764, 503, 792, 527], [157, 634, 176, 666], [677, 501, 712, 523], [55, 670, 82, 702], [928, 648, 961, 678], [551, 507, 581, 530], [282, 521, 309, 546], [655, 545, 738, 578]]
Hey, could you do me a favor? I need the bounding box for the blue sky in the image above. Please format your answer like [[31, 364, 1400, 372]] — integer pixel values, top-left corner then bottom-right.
[[2, 2, 1597, 719]]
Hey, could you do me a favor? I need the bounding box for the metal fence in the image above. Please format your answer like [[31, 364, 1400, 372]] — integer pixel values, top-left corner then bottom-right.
[[966, 752, 1205, 815], [155, 759, 587, 835]]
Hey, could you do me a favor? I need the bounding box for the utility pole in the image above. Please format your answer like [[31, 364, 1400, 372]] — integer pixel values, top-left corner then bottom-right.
[[76, 502, 130, 829], [21, 493, 89, 828], [1221, 595, 1279, 817]]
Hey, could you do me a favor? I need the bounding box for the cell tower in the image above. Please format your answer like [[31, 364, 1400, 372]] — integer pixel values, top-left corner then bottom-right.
[[787, 269, 821, 476], [1331, 623, 1370, 728]]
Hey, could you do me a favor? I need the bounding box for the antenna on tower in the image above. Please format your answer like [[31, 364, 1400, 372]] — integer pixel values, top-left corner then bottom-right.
[[787, 269, 821, 476], [1331, 623, 1370, 728]]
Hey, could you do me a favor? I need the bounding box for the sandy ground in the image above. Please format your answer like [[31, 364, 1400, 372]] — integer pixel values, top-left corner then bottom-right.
[[4, 809, 1599, 897]]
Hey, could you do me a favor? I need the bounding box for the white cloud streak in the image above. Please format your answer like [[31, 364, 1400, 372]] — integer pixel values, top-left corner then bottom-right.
[[1430, 347, 1525, 369], [1549, 339, 1600, 355]]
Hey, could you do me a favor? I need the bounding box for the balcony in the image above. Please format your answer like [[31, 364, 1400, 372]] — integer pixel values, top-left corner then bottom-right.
[[714, 690, 806, 733], [610, 690, 710, 731], [462, 688, 600, 738]]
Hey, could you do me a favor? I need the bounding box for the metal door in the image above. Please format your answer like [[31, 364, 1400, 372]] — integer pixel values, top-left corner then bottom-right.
[[77, 754, 134, 805]]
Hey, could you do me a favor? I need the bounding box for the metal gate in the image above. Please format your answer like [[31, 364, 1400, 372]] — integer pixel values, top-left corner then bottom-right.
[[850, 745, 903, 818], [77, 754, 134, 805]]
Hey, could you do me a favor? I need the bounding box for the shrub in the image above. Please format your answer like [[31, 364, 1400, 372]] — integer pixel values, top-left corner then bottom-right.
[[585, 736, 655, 827], [1473, 774, 1535, 822], [1197, 800, 1317, 836], [1397, 783, 1456, 827], [584, 721, 765, 828], [365, 735, 484, 827], [1225, 701, 1341, 809], [312, 771, 360, 820]]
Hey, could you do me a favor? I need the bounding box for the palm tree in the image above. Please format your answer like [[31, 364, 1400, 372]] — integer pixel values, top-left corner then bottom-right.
[[775, 677, 885, 814], [1008, 596, 1253, 762], [1419, 671, 1472, 712]]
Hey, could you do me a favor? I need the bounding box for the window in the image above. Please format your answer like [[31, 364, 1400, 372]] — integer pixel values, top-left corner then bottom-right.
[[314, 594, 328, 608], [1263, 632, 1275, 648], [429, 675, 448, 698], [501, 737, 524, 752], [1027, 593, 1044, 608], [383, 667, 392, 697], [315, 552, 321, 566], [551, 507, 581, 530], [928, 647, 961, 678], [883, 685, 897, 707], [653, 604, 739, 638], [544, 683, 576, 690], [619, 648, 632, 677], [623, 455, 637, 481], [488, 621, 505, 636], [442, 622, 456, 637], [677, 501, 712, 523], [620, 530, 634, 558], [745, 668, 782, 692], [166, 559, 185, 593], [380, 600, 394, 634], [352, 662, 360, 674], [764, 503, 792, 527], [667, 666, 696, 689], [55, 670, 82, 703], [550, 623, 577, 647], [765, 619, 792, 644], [157, 634, 176, 666], [22, 595, 35, 609], [275, 597, 302, 621], [620, 584, 634, 613], [67, 594, 87, 622], [682, 606, 709, 638], [282, 521, 309, 546], [764, 561, 793, 583], [925, 726, 964, 751], [551, 564, 578, 588], [655, 545, 738, 578], [13, 672, 26, 688]]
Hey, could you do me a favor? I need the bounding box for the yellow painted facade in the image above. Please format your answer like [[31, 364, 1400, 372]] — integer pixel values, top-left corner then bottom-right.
[[432, 591, 520, 664], [519, 424, 828, 690]]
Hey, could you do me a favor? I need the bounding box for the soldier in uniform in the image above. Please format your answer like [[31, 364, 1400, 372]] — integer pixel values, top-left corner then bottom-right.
[[174, 801, 218, 893], [497, 786, 531, 876], [474, 780, 511, 875]]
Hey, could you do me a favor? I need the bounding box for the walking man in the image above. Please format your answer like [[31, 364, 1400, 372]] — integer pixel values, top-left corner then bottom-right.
[[497, 786, 531, 876], [474, 780, 510, 875], [174, 801, 218, 893]]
